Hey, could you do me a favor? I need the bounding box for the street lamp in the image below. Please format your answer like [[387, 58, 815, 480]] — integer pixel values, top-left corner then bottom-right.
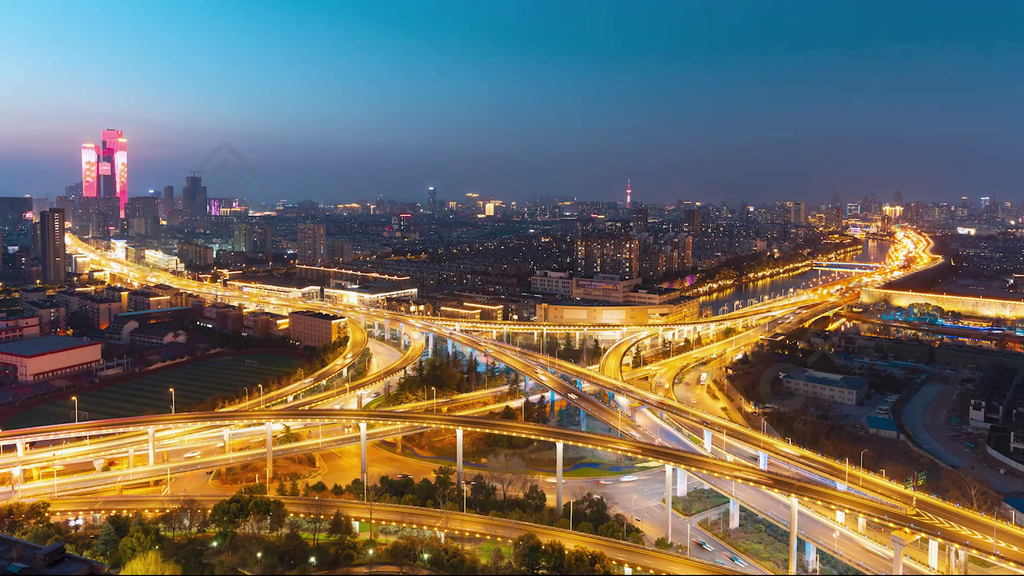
[[243, 387, 249, 404], [169, 388, 175, 414], [71, 396, 78, 424], [258, 384, 264, 409], [844, 457, 849, 486], [431, 387, 436, 413], [859, 449, 868, 486]]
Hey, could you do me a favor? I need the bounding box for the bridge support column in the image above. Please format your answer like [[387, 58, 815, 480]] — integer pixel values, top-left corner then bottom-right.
[[374, 321, 379, 336], [428, 333, 434, 357], [836, 510, 845, 525], [676, 467, 688, 497], [835, 481, 847, 492], [857, 516, 866, 534], [728, 499, 740, 529], [128, 447, 134, 480], [14, 442, 24, 484], [223, 429, 231, 454], [579, 411, 586, 431], [265, 422, 273, 481], [702, 429, 713, 453], [804, 541, 818, 572], [758, 451, 768, 471], [384, 320, 391, 341], [891, 535, 906, 575], [788, 496, 799, 574], [555, 442, 563, 512], [948, 547, 967, 575], [665, 465, 673, 543], [550, 391, 555, 419], [148, 429, 155, 466], [359, 422, 367, 486], [928, 538, 939, 572], [456, 428, 463, 488], [447, 338, 452, 355]]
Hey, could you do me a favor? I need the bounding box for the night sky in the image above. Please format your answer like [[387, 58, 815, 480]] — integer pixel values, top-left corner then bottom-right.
[[3, 1, 1023, 205]]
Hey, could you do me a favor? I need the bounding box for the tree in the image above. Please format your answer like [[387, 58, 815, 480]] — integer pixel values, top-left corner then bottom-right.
[[327, 510, 354, 541], [305, 499, 330, 546], [950, 472, 999, 513], [512, 532, 543, 573], [93, 522, 120, 562], [121, 551, 182, 575], [486, 452, 526, 513], [119, 524, 159, 565], [172, 497, 209, 544]]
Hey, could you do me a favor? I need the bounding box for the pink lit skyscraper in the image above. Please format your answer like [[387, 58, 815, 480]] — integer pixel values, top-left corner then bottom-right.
[[80, 144, 99, 198]]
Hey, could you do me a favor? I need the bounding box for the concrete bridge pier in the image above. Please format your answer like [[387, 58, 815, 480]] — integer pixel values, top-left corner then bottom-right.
[[857, 516, 866, 534], [836, 510, 845, 525], [456, 428, 463, 487], [676, 467, 689, 497], [265, 422, 273, 481], [148, 429, 155, 466], [665, 465, 673, 543], [128, 447, 134, 480], [702, 429, 713, 453], [15, 442, 24, 484], [758, 451, 768, 471], [223, 429, 231, 454], [555, 442, 564, 512], [728, 498, 740, 529], [580, 410, 586, 431], [428, 333, 434, 356], [804, 541, 818, 572], [788, 496, 799, 574], [359, 422, 367, 487], [928, 538, 939, 572], [549, 391, 555, 419]]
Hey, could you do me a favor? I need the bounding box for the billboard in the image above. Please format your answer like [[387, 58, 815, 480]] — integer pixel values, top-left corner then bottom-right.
[[114, 139, 128, 218], [575, 278, 619, 290], [81, 144, 99, 197], [98, 162, 112, 176]]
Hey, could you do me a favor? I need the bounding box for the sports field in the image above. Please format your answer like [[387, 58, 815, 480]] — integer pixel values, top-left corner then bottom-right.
[[1, 354, 302, 430]]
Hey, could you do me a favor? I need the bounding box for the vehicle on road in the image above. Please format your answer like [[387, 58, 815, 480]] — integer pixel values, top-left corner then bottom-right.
[[182, 450, 202, 460], [620, 475, 638, 482], [692, 538, 714, 552], [594, 480, 612, 485], [723, 552, 746, 567], [396, 474, 413, 479], [690, 397, 697, 404], [700, 373, 708, 384], [544, 477, 567, 484]]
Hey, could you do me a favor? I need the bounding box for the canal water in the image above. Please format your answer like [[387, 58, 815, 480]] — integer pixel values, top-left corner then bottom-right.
[[698, 238, 890, 312]]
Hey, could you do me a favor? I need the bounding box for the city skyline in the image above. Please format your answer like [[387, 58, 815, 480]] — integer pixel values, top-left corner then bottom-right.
[[4, 1, 1024, 204]]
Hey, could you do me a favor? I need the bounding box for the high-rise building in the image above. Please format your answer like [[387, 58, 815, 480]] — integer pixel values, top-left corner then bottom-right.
[[233, 223, 255, 253], [126, 196, 160, 237], [182, 175, 208, 218], [846, 203, 861, 219], [255, 224, 273, 252], [81, 144, 99, 198], [54, 196, 75, 227], [893, 190, 904, 206], [427, 187, 437, 212], [790, 201, 806, 224], [40, 208, 66, 286], [573, 234, 639, 278], [65, 182, 83, 202], [162, 186, 174, 217], [96, 129, 127, 217], [683, 208, 700, 236], [297, 222, 326, 265]]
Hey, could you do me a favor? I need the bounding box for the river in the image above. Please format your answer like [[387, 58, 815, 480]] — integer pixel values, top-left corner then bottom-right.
[[698, 238, 890, 312]]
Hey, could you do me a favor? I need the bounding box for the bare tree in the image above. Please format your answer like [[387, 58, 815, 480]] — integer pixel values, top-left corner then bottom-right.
[[364, 470, 390, 541], [435, 481, 457, 530], [950, 472, 999, 513], [305, 498, 330, 546], [173, 496, 209, 544], [487, 452, 526, 513]]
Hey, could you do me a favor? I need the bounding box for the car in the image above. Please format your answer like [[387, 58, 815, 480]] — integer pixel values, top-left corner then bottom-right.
[[691, 538, 714, 552], [690, 397, 697, 404], [567, 393, 578, 400], [182, 450, 202, 460], [396, 474, 413, 479], [594, 480, 613, 485], [999, 468, 1008, 475], [371, 392, 380, 398], [620, 475, 639, 482], [723, 553, 746, 567], [544, 477, 567, 484]]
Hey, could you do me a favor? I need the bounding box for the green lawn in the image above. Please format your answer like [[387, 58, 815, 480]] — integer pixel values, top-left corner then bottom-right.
[[672, 488, 729, 516], [3, 354, 301, 429]]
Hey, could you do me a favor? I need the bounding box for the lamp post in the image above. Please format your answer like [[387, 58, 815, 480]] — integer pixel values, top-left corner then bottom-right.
[[258, 384, 264, 409], [844, 457, 849, 486], [431, 387, 436, 413], [243, 387, 249, 404], [169, 388, 175, 414], [859, 449, 868, 486], [72, 397, 78, 424]]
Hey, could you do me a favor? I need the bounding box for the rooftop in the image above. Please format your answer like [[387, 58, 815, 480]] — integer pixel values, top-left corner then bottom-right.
[[782, 368, 869, 391], [117, 306, 190, 318], [0, 335, 98, 357], [291, 310, 344, 321]]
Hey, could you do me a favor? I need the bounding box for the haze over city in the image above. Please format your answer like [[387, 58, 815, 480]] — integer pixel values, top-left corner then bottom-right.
[[4, 0, 1024, 204], [3, 3, 1024, 576]]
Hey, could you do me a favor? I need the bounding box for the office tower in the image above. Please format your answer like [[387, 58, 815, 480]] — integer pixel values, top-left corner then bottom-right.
[[631, 206, 649, 234], [40, 208, 66, 286], [163, 186, 174, 217], [427, 187, 437, 213], [893, 190, 903, 206], [182, 175, 208, 218], [95, 129, 127, 217], [126, 196, 160, 237], [684, 208, 700, 236], [81, 144, 99, 198], [233, 223, 255, 253], [54, 197, 74, 227], [297, 222, 326, 265], [846, 203, 860, 219]]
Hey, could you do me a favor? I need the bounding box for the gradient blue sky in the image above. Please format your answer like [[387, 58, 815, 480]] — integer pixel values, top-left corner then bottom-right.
[[3, 1, 1023, 205]]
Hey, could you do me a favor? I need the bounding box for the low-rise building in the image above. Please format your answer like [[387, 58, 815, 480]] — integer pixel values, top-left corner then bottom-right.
[[780, 368, 868, 405], [130, 322, 188, 347], [530, 270, 573, 298], [0, 537, 106, 575], [289, 310, 346, 348], [969, 365, 1018, 428], [80, 296, 122, 329], [0, 335, 102, 383], [22, 300, 66, 335], [243, 310, 290, 339], [127, 289, 173, 312], [324, 282, 418, 308], [0, 315, 41, 342]]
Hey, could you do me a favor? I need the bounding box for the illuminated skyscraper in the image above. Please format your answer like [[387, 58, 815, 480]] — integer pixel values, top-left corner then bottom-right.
[[427, 187, 437, 212], [81, 144, 99, 198], [40, 208, 66, 286]]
